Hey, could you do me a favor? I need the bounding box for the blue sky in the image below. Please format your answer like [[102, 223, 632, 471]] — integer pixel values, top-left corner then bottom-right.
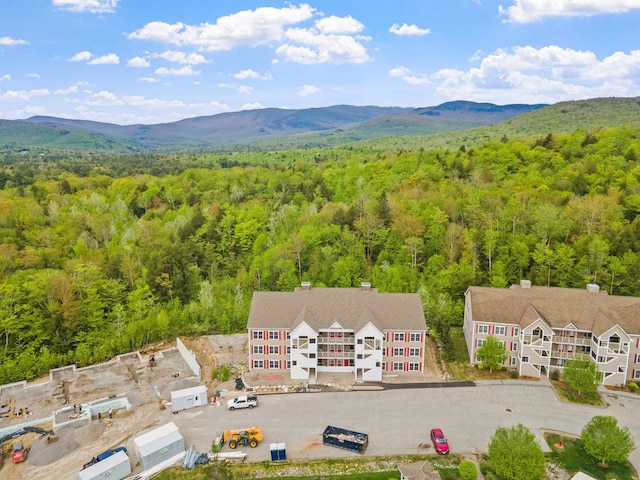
[[1, 0, 639, 125]]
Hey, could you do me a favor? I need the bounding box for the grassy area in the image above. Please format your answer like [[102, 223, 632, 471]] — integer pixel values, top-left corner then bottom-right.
[[445, 327, 513, 382], [550, 380, 605, 406], [544, 432, 636, 480], [153, 454, 462, 479]]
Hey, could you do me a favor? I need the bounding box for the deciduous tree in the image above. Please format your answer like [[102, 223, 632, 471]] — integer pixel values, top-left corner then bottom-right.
[[581, 415, 634, 467], [563, 358, 599, 396], [476, 335, 508, 373], [488, 423, 545, 480]]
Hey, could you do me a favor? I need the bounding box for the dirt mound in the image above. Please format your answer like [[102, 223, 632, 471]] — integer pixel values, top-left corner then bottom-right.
[[28, 428, 79, 467]]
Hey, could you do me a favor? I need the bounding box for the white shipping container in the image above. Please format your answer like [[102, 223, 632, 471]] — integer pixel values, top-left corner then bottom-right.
[[170, 385, 208, 413], [78, 450, 131, 480], [134, 422, 185, 471]]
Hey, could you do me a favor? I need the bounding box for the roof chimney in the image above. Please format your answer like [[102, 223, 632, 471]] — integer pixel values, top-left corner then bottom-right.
[[361, 282, 371, 292], [300, 281, 311, 291], [586, 284, 600, 294], [520, 280, 531, 289]]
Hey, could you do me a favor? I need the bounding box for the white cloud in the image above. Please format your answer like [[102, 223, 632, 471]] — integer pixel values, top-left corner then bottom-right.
[[139, 77, 159, 83], [28, 73, 41, 78], [128, 4, 315, 51], [297, 84, 321, 96], [241, 103, 264, 110], [428, 46, 640, 103], [128, 56, 150, 67], [237, 85, 254, 94], [69, 51, 93, 62], [277, 27, 370, 64], [54, 85, 79, 95], [315, 15, 364, 34], [389, 66, 429, 84], [154, 66, 201, 76], [232, 69, 272, 80], [0, 74, 11, 81], [0, 36, 28, 45], [153, 51, 209, 65], [389, 23, 431, 36], [52, 0, 121, 14], [0, 89, 49, 101], [129, 5, 370, 65], [88, 53, 119, 65], [499, 0, 640, 23]]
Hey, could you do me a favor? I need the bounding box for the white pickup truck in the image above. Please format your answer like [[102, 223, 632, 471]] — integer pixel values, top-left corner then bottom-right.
[[226, 395, 258, 410]]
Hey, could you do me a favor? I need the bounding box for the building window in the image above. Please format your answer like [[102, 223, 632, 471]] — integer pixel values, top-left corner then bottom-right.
[[510, 357, 517, 366], [253, 360, 264, 369], [286, 332, 291, 340], [394, 333, 405, 342], [357, 354, 363, 359], [494, 326, 505, 336], [269, 360, 279, 369], [269, 346, 278, 354], [512, 342, 518, 351], [393, 362, 404, 371], [292, 360, 297, 366], [634, 370, 640, 379], [513, 327, 519, 336], [521, 356, 529, 363], [393, 347, 404, 356], [286, 361, 291, 369], [409, 362, 420, 371], [478, 324, 488, 334], [286, 346, 291, 354], [269, 331, 278, 340], [310, 338, 316, 343], [252, 331, 263, 340], [477, 339, 484, 348], [410, 333, 421, 342], [253, 345, 263, 354], [409, 348, 420, 357], [310, 353, 316, 359]]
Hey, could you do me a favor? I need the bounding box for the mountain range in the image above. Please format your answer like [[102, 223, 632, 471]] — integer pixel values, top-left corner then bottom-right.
[[2, 97, 640, 154]]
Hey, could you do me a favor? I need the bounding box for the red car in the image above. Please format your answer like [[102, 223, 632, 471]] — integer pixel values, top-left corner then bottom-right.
[[430, 428, 449, 455]]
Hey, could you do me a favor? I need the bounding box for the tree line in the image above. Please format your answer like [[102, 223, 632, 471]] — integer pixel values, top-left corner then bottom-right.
[[1, 126, 640, 383]]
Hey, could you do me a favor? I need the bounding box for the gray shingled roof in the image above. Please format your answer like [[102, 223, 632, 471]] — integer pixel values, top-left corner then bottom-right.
[[467, 285, 640, 335], [247, 287, 426, 331]]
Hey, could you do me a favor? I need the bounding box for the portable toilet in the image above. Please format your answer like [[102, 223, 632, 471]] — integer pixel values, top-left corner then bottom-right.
[[270, 443, 278, 461], [278, 442, 286, 460], [134, 422, 185, 470]]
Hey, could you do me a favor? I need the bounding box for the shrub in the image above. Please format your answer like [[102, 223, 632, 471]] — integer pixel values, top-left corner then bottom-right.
[[479, 461, 491, 474], [458, 460, 478, 480], [550, 369, 560, 381], [627, 381, 638, 392], [486, 473, 498, 480], [220, 365, 231, 382]]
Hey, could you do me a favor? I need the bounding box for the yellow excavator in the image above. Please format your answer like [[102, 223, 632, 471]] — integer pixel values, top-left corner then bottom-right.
[[223, 427, 263, 449]]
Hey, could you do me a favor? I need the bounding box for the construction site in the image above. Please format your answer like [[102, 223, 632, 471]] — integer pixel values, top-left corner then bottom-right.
[[0, 334, 251, 480]]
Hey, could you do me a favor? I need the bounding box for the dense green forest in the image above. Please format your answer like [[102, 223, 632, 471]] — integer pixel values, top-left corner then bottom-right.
[[1, 126, 640, 383]]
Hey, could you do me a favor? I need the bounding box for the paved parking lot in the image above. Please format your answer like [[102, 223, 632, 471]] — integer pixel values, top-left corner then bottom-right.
[[161, 380, 640, 472]]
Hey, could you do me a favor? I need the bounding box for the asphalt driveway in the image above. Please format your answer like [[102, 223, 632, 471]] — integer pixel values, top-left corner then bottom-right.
[[161, 379, 640, 473]]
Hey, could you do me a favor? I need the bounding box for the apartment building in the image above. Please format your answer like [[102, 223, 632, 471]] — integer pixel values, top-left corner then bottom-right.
[[247, 283, 427, 382], [464, 281, 640, 386]]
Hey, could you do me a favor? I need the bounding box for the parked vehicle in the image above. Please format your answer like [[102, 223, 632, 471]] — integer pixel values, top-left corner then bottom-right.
[[430, 428, 449, 454], [322, 425, 368, 453], [12, 442, 29, 463], [82, 446, 127, 469], [222, 427, 263, 449], [226, 395, 258, 410]]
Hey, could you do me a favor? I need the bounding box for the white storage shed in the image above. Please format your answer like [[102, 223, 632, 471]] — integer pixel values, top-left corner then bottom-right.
[[77, 450, 131, 480], [170, 385, 208, 413], [134, 422, 185, 470]]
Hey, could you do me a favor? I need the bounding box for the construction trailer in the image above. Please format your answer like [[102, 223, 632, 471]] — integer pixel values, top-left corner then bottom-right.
[[134, 422, 185, 470], [77, 450, 131, 480], [170, 385, 208, 414]]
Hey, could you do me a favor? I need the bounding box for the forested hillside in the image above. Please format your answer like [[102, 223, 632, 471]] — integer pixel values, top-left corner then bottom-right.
[[1, 126, 640, 383]]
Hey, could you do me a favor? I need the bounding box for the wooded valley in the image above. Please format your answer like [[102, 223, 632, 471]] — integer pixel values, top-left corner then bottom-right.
[[1, 126, 640, 383]]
